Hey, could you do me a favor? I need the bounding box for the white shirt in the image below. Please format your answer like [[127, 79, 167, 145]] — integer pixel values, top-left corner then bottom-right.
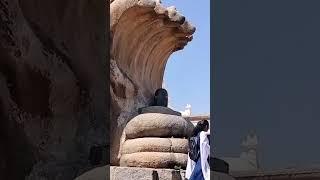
[[185, 130, 210, 180]]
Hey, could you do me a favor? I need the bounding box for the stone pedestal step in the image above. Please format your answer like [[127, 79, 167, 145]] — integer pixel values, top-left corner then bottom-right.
[[121, 137, 188, 154], [75, 166, 236, 180], [111, 166, 185, 180]]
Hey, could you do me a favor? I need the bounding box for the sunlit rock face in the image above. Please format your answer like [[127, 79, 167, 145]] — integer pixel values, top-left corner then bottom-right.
[[0, 0, 107, 179], [110, 0, 195, 165]]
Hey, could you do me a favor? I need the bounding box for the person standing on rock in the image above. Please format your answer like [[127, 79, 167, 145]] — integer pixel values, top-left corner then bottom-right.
[[186, 120, 210, 180]]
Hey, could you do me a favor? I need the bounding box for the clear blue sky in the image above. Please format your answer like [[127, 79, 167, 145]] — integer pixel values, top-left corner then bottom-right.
[[162, 0, 210, 115]]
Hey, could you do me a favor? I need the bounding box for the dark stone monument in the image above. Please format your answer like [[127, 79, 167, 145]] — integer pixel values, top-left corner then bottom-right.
[[138, 88, 182, 116], [152, 88, 168, 107]]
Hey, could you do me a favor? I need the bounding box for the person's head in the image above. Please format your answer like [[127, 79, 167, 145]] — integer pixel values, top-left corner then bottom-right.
[[192, 120, 209, 136], [198, 119, 209, 132]]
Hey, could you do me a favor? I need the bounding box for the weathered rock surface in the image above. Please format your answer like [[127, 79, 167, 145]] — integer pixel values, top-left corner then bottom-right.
[[120, 152, 187, 169], [138, 106, 181, 116], [0, 0, 107, 179], [121, 137, 188, 154], [124, 113, 194, 139], [110, 0, 195, 165]]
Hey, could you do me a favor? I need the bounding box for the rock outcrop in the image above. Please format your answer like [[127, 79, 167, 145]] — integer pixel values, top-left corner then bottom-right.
[[0, 0, 107, 179], [110, 0, 195, 165]]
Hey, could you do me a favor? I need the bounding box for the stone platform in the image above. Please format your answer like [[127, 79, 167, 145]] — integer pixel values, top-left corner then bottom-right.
[[111, 166, 185, 180], [75, 166, 236, 180], [213, 171, 236, 180]]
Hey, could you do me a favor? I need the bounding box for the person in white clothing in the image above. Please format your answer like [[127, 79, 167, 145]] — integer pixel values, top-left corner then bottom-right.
[[186, 120, 210, 180]]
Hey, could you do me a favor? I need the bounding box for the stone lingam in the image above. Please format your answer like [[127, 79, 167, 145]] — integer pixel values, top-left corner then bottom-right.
[[119, 88, 194, 169], [110, 0, 195, 166]]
